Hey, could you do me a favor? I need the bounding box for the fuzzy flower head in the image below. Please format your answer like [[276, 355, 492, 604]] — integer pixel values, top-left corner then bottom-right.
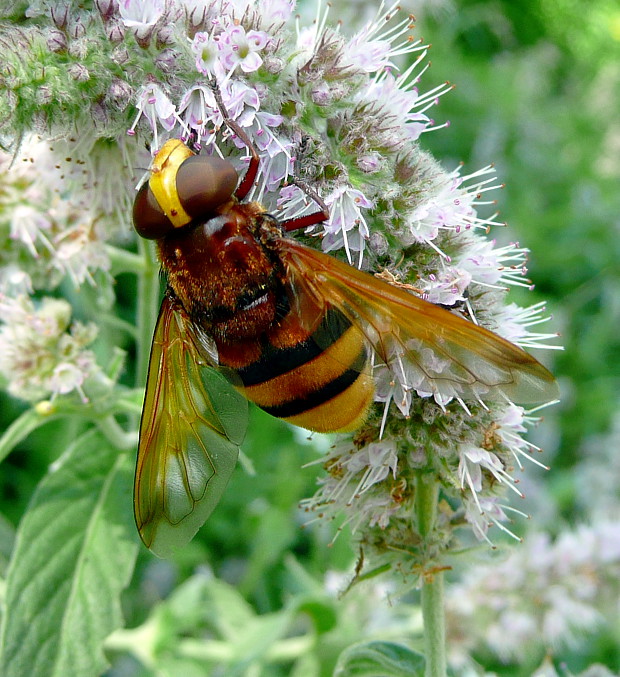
[[122, 0, 558, 578], [0, 295, 99, 403], [446, 523, 620, 667], [0, 0, 560, 581], [0, 138, 132, 292]]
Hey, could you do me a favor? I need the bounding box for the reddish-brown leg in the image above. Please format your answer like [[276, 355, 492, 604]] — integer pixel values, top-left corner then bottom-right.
[[209, 80, 330, 229], [281, 177, 330, 232]]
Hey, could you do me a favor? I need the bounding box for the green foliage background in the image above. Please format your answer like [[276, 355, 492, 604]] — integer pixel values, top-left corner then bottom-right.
[[0, 0, 618, 675]]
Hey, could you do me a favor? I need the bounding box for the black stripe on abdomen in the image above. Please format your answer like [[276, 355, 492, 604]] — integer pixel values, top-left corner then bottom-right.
[[258, 345, 368, 418], [235, 307, 352, 386]]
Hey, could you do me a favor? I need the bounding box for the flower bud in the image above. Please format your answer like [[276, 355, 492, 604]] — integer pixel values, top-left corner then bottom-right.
[[94, 0, 118, 22], [311, 81, 331, 106], [106, 18, 125, 43], [369, 231, 389, 256], [68, 64, 90, 82], [68, 38, 89, 60], [36, 86, 53, 105], [187, 5, 207, 36], [111, 46, 130, 66], [155, 24, 175, 48], [263, 56, 284, 74], [50, 3, 70, 29], [106, 79, 133, 111], [155, 48, 177, 72], [69, 15, 86, 39], [357, 152, 382, 173], [46, 29, 67, 53], [90, 102, 109, 130]]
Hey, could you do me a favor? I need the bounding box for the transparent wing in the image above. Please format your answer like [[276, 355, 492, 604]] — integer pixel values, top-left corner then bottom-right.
[[277, 239, 558, 405], [135, 294, 248, 557]]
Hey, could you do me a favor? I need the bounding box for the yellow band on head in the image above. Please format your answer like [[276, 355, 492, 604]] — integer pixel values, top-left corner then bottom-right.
[[149, 140, 194, 229]]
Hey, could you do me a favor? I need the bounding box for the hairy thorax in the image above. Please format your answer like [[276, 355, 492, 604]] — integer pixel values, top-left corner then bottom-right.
[[157, 204, 282, 342]]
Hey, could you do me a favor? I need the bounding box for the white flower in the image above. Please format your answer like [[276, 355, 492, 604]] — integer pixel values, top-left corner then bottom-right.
[[415, 267, 472, 306], [459, 444, 518, 501], [301, 438, 402, 533], [359, 71, 431, 143], [9, 205, 54, 258], [350, 440, 399, 494], [219, 25, 269, 74], [447, 523, 620, 663], [321, 186, 373, 266], [463, 496, 512, 542], [1, 138, 119, 290], [191, 31, 224, 77], [494, 404, 550, 472], [177, 84, 219, 142], [402, 165, 503, 251], [53, 222, 111, 286], [0, 266, 33, 296], [256, 146, 294, 196], [50, 362, 86, 396], [221, 78, 261, 126], [492, 301, 561, 351], [0, 295, 99, 402], [119, 0, 165, 39], [458, 239, 531, 290], [127, 83, 180, 147], [251, 0, 294, 30]]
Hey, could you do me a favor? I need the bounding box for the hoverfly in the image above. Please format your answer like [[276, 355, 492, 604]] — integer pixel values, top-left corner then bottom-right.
[[132, 91, 558, 557]]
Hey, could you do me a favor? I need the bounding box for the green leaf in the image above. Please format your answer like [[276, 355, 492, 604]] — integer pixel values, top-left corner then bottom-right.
[[334, 641, 426, 677], [0, 512, 16, 576], [228, 610, 295, 672], [118, 574, 303, 675], [290, 652, 321, 677], [0, 407, 60, 465], [0, 428, 138, 677], [166, 573, 256, 639], [296, 599, 338, 635], [239, 506, 295, 594]]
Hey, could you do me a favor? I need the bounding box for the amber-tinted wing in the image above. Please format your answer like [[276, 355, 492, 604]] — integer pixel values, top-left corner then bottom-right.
[[277, 239, 559, 405], [135, 294, 248, 557]]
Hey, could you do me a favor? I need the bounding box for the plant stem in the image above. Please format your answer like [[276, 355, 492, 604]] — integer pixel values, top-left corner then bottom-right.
[[421, 567, 446, 677], [415, 474, 447, 677], [96, 415, 137, 450], [105, 244, 144, 276], [135, 238, 159, 388]]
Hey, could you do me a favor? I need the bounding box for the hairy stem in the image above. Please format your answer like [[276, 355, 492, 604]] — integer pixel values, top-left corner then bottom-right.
[[415, 474, 447, 677], [136, 238, 159, 388]]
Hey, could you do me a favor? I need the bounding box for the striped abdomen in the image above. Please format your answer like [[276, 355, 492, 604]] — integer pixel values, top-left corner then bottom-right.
[[217, 306, 374, 433]]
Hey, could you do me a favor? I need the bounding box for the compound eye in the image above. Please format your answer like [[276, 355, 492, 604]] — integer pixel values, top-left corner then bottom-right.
[[133, 183, 174, 240], [176, 155, 239, 219]]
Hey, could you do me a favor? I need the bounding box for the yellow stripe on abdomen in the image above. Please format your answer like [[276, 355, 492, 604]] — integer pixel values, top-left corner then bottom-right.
[[244, 323, 364, 404], [224, 308, 375, 433], [281, 366, 374, 433]]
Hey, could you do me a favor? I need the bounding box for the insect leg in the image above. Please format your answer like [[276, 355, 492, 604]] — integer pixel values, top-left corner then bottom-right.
[[209, 81, 328, 230], [280, 135, 330, 231], [280, 177, 330, 232], [208, 79, 260, 201]]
